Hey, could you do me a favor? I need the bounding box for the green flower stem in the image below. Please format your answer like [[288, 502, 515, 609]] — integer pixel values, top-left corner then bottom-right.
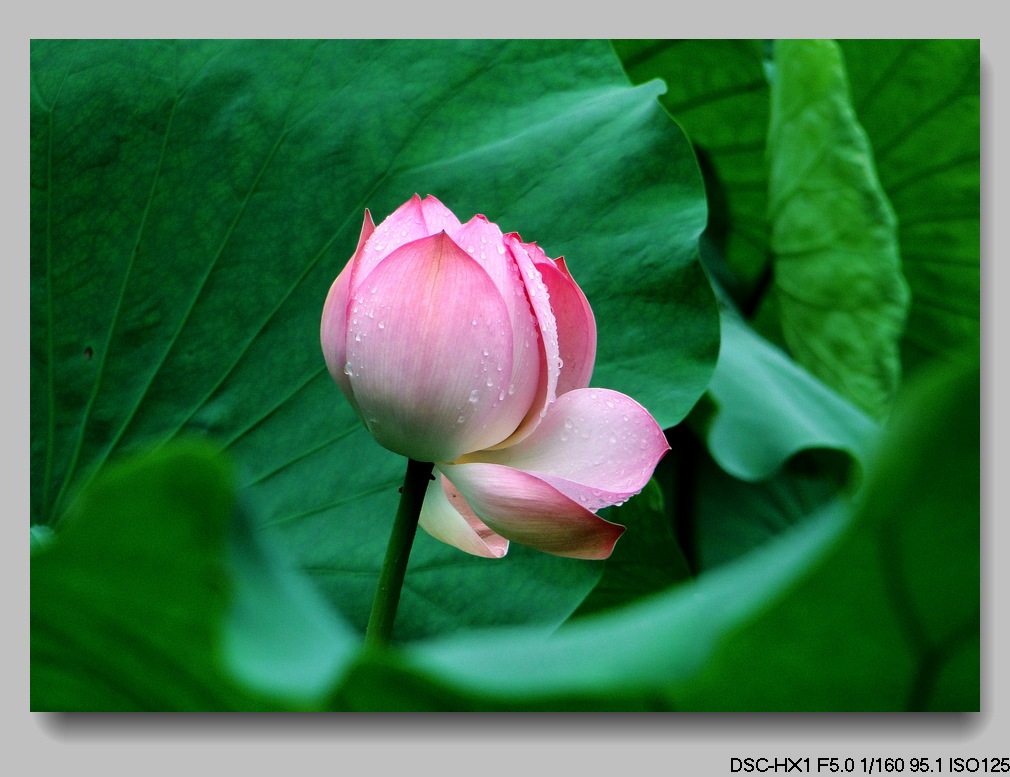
[[365, 458, 434, 647]]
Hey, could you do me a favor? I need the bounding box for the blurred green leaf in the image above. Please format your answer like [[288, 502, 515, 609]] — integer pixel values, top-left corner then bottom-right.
[[30, 441, 274, 710], [220, 498, 359, 707], [693, 447, 851, 572], [339, 357, 978, 710], [767, 39, 910, 419], [697, 314, 877, 482], [30, 40, 717, 640], [838, 40, 980, 375]]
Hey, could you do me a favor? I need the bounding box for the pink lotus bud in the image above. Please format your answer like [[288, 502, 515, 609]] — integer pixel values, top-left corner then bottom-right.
[[322, 195, 669, 559]]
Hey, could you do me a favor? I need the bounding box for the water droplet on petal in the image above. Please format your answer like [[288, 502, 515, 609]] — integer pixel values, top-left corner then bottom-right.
[[457, 415, 466, 424], [468, 389, 480, 404], [343, 362, 353, 376], [564, 418, 574, 430], [378, 321, 385, 330], [354, 333, 362, 342], [507, 384, 515, 395], [486, 377, 495, 387], [605, 399, 614, 408], [497, 244, 505, 254], [472, 319, 478, 326], [482, 348, 489, 357]]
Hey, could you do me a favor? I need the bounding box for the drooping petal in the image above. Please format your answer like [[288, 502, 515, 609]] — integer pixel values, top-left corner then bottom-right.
[[321, 209, 375, 409], [449, 216, 541, 439], [440, 462, 625, 560], [344, 232, 514, 462], [418, 472, 509, 558], [536, 256, 597, 395], [469, 388, 670, 511], [492, 234, 561, 448]]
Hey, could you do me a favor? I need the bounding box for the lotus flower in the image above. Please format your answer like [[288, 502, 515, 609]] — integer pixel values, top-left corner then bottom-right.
[[321, 195, 669, 560]]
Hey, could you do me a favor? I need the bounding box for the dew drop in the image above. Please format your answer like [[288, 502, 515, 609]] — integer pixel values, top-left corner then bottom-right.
[[467, 246, 475, 253], [507, 383, 516, 396], [609, 435, 617, 444], [472, 319, 478, 327], [378, 321, 385, 330], [605, 399, 615, 409], [564, 418, 574, 430], [354, 333, 362, 342], [468, 389, 480, 404], [497, 244, 505, 254], [370, 286, 378, 294], [486, 377, 495, 387], [498, 389, 506, 401], [457, 415, 466, 424], [482, 348, 490, 357], [343, 362, 353, 376], [560, 433, 569, 442]]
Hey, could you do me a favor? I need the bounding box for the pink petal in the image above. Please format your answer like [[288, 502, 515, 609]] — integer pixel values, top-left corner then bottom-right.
[[349, 194, 429, 298], [440, 462, 626, 560], [344, 232, 515, 462], [418, 472, 509, 558], [450, 216, 541, 436], [492, 235, 562, 447], [470, 388, 670, 511], [536, 256, 597, 395], [321, 209, 376, 410], [418, 194, 462, 235]]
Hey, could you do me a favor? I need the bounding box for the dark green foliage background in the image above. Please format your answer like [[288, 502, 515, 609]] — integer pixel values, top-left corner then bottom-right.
[[30, 38, 980, 711]]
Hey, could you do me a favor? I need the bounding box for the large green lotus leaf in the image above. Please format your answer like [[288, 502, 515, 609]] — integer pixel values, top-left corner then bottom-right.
[[697, 314, 878, 482], [838, 39, 980, 375], [337, 357, 978, 710], [611, 40, 771, 303], [767, 39, 910, 420], [30, 40, 716, 639]]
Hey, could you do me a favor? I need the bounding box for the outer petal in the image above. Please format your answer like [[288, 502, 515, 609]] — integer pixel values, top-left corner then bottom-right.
[[418, 472, 509, 558], [345, 232, 514, 462], [439, 462, 625, 560], [468, 388, 670, 511], [493, 235, 561, 447], [536, 256, 597, 395], [449, 216, 541, 440], [321, 209, 376, 409], [349, 194, 429, 298]]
